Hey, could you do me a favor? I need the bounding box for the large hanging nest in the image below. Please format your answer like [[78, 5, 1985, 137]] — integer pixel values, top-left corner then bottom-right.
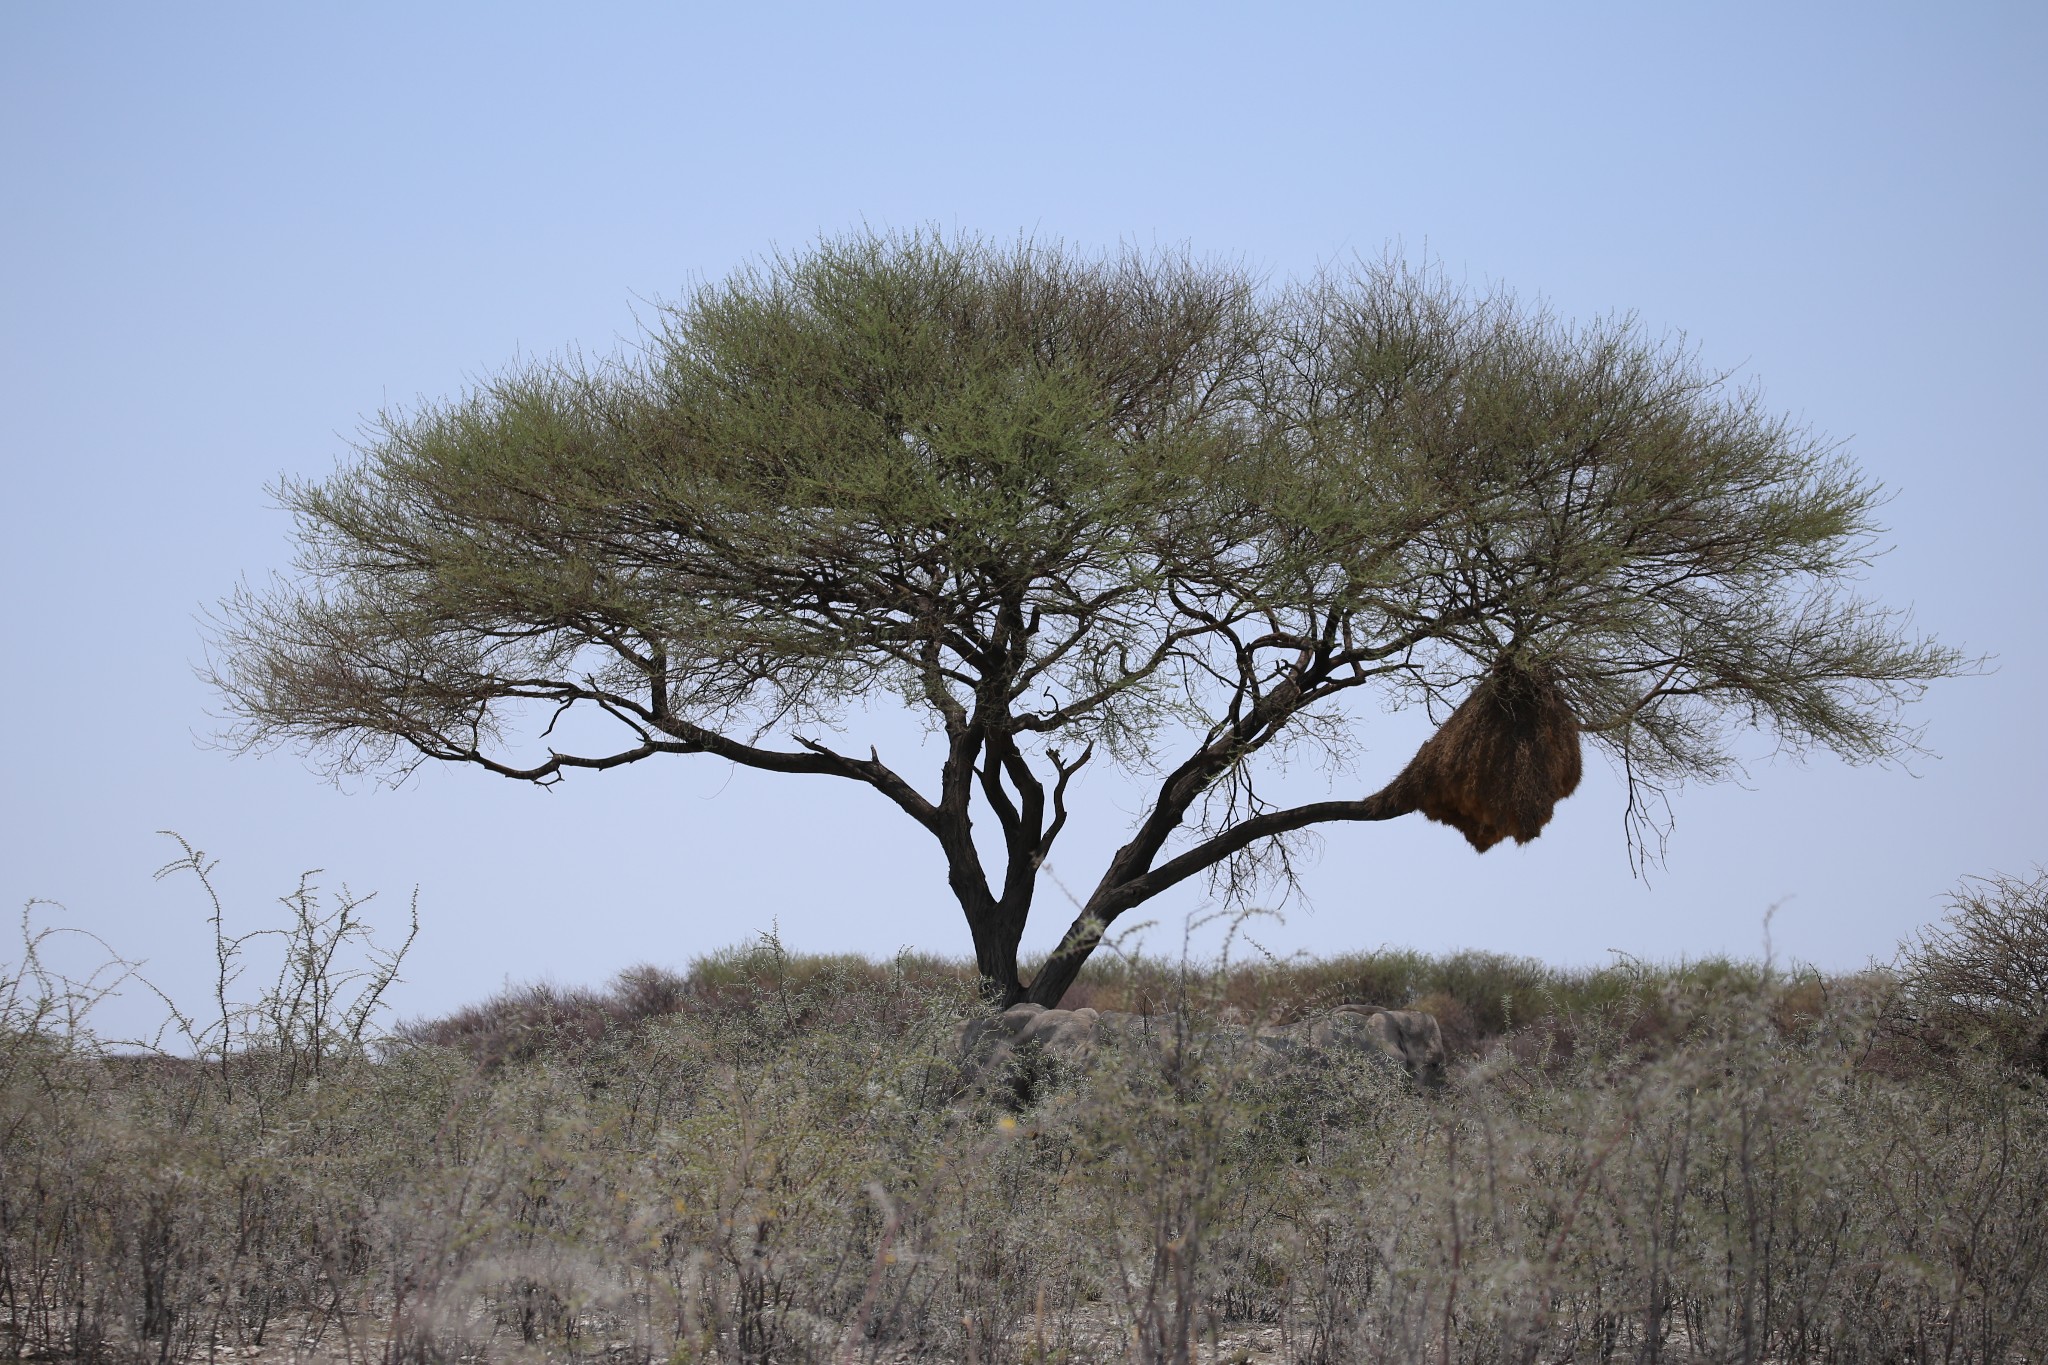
[[1383, 656, 1583, 852]]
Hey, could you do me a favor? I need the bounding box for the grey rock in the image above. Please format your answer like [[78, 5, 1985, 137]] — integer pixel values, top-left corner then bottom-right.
[[1321, 1005, 1448, 1088], [957, 1003, 1102, 1093], [957, 1001, 1446, 1095]]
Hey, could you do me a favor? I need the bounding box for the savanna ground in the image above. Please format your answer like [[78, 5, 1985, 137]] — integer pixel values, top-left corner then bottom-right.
[[5, 860, 2046, 1365]]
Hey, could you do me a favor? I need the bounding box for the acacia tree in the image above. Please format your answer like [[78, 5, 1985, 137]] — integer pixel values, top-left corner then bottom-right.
[[211, 233, 1960, 1006]]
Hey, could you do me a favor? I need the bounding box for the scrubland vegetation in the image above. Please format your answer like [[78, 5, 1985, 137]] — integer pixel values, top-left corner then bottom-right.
[[146, 230, 2011, 1362], [5, 864, 2047, 1363]]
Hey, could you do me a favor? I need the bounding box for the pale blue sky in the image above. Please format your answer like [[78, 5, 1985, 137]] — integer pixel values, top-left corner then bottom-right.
[[3, 3, 2043, 1035]]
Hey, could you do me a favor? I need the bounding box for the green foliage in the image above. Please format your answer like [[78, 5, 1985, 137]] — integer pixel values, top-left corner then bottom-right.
[[208, 230, 1965, 1002]]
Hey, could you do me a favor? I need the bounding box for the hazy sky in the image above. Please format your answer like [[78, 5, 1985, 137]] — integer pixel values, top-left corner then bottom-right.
[[3, 3, 2043, 1037]]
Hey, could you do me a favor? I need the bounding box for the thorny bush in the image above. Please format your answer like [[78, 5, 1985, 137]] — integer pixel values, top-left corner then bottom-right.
[[4, 880, 2047, 1362]]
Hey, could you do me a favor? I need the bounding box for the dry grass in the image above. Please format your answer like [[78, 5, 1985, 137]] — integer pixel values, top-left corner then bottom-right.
[[5, 870, 2047, 1364]]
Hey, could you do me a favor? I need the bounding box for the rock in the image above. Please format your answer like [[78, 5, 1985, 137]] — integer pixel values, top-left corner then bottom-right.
[[1319, 1005, 1448, 1088], [957, 1003, 1102, 1099], [957, 1001, 1446, 1096], [959, 1002, 1102, 1061]]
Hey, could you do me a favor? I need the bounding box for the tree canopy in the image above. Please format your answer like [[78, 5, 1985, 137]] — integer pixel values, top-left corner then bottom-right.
[[211, 232, 1962, 1005]]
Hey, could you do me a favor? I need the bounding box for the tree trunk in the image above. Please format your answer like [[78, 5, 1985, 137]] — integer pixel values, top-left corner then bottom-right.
[[1021, 897, 1114, 1008], [966, 919, 1024, 1006], [957, 886, 1031, 1006]]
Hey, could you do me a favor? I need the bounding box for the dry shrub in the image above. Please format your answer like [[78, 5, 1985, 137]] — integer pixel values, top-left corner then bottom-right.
[[398, 978, 624, 1065], [1406, 990, 1478, 1057], [400, 939, 979, 1068], [1898, 867, 2048, 1078], [8, 882, 2048, 1363], [1044, 948, 1801, 1067], [1768, 972, 1830, 1039]]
